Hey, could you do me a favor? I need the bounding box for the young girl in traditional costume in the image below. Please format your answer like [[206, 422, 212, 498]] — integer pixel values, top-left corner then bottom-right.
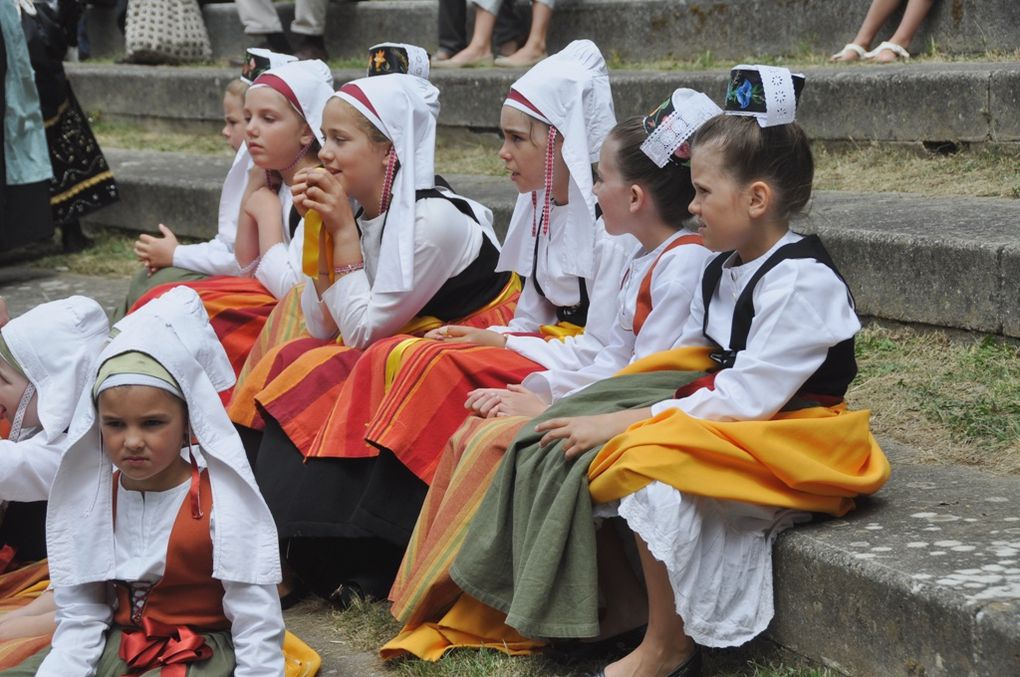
[[229, 70, 520, 607], [0, 287, 287, 676], [449, 66, 891, 677], [128, 58, 334, 377], [117, 49, 298, 320], [381, 88, 719, 662], [329, 40, 633, 492], [0, 297, 108, 664]]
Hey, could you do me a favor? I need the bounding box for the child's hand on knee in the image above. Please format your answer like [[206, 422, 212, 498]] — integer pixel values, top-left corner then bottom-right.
[[425, 325, 508, 347], [536, 409, 651, 460], [134, 224, 179, 274]]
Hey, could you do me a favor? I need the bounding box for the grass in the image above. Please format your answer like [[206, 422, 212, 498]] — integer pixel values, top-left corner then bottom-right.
[[14, 227, 141, 278], [91, 116, 233, 156], [849, 323, 1020, 473], [813, 142, 1020, 199], [327, 597, 835, 676]]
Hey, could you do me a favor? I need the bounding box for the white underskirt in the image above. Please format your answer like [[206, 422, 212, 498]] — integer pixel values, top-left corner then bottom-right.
[[594, 481, 808, 647]]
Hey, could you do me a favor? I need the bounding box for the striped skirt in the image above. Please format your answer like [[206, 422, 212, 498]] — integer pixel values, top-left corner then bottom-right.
[[130, 276, 278, 387], [382, 416, 542, 660], [228, 278, 522, 457], [0, 560, 52, 670]]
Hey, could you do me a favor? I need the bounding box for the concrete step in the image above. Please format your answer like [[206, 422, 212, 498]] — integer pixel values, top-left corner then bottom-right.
[[86, 148, 1020, 338], [770, 439, 1020, 677], [68, 61, 1020, 144], [83, 0, 1020, 63]]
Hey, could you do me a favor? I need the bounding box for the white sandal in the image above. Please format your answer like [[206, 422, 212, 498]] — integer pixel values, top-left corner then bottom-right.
[[830, 43, 868, 61], [864, 41, 911, 61]]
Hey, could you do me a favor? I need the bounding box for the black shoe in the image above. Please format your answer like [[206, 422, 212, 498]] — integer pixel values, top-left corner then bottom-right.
[[547, 624, 646, 661], [666, 647, 702, 677], [326, 581, 369, 610], [279, 580, 309, 610], [61, 221, 93, 253], [293, 34, 328, 61], [586, 646, 701, 677]]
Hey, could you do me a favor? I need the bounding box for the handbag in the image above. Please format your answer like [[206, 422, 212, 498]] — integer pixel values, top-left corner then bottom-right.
[[124, 0, 211, 64]]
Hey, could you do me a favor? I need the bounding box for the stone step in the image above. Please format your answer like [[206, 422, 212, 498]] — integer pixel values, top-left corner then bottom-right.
[[83, 0, 1020, 63], [68, 61, 1020, 144], [86, 149, 1020, 338], [770, 439, 1020, 677]]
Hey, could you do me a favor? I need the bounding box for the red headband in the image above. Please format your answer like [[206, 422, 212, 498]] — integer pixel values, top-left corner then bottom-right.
[[251, 73, 303, 117], [338, 83, 381, 121], [507, 89, 546, 120]]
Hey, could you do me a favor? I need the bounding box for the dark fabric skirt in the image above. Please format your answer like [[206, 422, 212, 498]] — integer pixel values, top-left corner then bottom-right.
[[0, 501, 47, 562], [43, 87, 118, 226], [0, 21, 53, 251], [244, 418, 428, 599]]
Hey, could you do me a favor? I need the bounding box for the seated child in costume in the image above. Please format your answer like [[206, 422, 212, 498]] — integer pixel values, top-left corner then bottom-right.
[[2, 288, 286, 676], [232, 58, 334, 300], [120, 49, 299, 317], [381, 88, 721, 659], [0, 297, 108, 647], [448, 66, 891, 677], [465, 89, 720, 420], [128, 58, 335, 378], [343, 40, 635, 487]]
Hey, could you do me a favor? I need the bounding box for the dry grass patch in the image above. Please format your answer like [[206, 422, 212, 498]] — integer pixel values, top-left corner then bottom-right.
[[814, 143, 1020, 199], [23, 227, 140, 278], [849, 324, 1020, 473], [92, 117, 232, 156]]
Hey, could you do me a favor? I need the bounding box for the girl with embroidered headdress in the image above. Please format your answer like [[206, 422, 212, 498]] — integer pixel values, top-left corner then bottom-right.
[[115, 48, 298, 321], [226, 68, 521, 608], [319, 40, 632, 504], [448, 66, 890, 677], [0, 296, 108, 665], [0, 288, 295, 676], [379, 88, 720, 663], [127, 59, 334, 379]]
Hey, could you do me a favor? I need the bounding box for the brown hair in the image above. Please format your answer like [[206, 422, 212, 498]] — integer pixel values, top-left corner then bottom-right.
[[691, 115, 814, 219], [332, 98, 391, 148], [225, 78, 248, 98], [606, 116, 695, 228]]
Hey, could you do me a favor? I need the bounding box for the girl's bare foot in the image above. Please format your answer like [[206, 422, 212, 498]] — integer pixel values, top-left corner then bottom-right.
[[830, 43, 867, 62], [435, 44, 494, 68], [494, 44, 547, 68]]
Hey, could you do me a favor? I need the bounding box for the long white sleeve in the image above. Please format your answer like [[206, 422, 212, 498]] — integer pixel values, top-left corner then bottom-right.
[[37, 583, 111, 676], [0, 433, 63, 502], [253, 192, 301, 300], [172, 236, 242, 277], [489, 277, 559, 333], [222, 581, 286, 677], [525, 237, 711, 401], [300, 280, 337, 340], [651, 243, 859, 421], [318, 198, 483, 350], [504, 234, 633, 371]]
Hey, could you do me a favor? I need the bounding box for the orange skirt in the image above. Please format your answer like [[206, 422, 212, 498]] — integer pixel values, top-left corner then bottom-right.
[[130, 276, 278, 391], [0, 560, 52, 670], [229, 278, 521, 463]]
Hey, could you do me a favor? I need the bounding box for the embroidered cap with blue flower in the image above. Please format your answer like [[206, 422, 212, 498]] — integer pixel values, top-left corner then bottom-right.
[[724, 65, 805, 128], [640, 88, 722, 169]]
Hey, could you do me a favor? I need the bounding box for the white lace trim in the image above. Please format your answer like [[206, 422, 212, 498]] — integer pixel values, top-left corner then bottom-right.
[[640, 89, 722, 168]]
